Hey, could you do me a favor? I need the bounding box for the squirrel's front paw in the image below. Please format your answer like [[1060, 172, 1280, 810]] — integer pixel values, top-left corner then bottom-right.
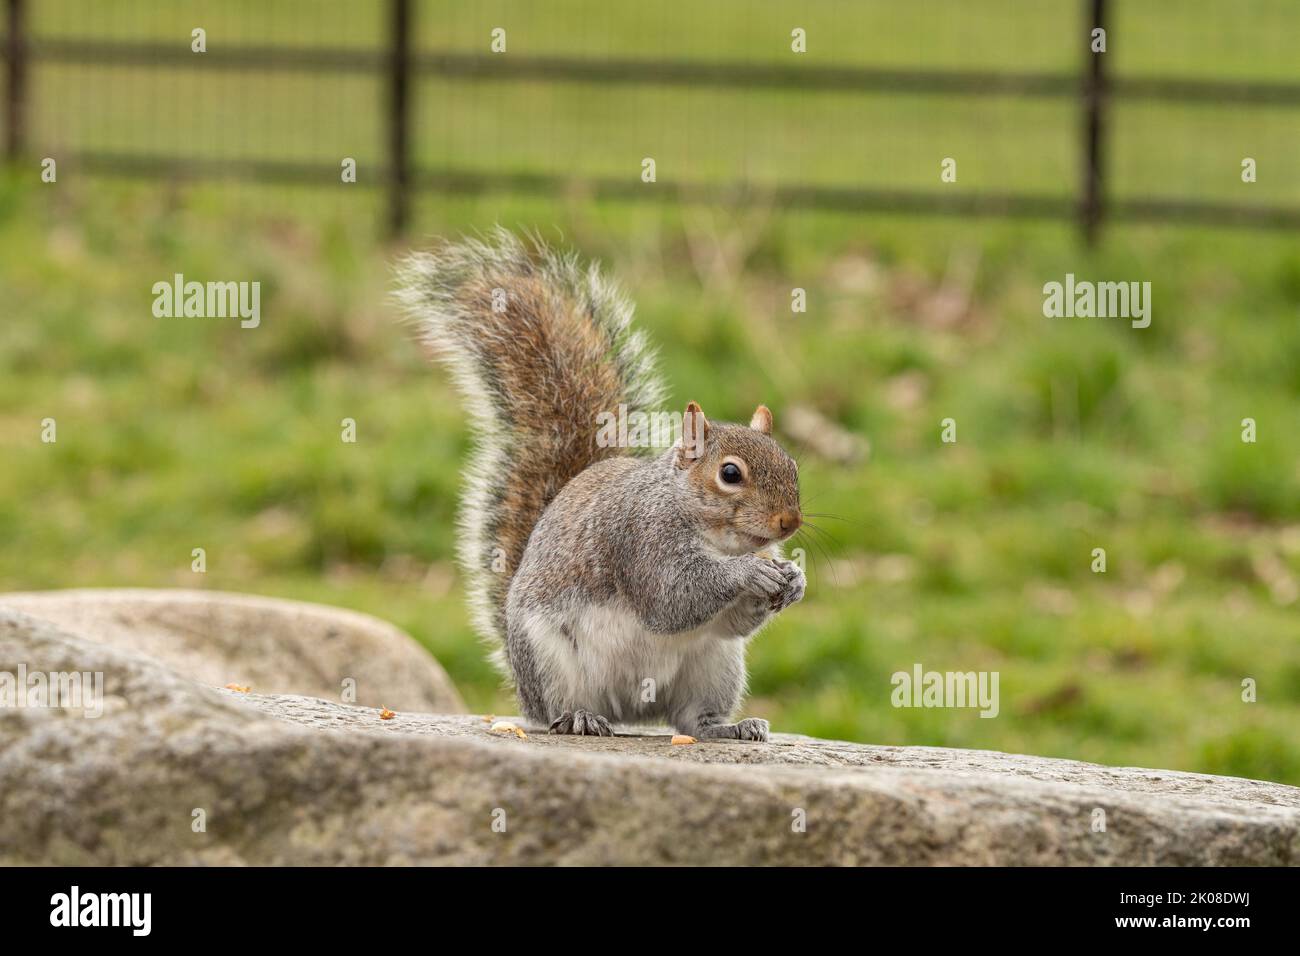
[[549, 710, 614, 737], [740, 557, 788, 601], [769, 559, 806, 612]]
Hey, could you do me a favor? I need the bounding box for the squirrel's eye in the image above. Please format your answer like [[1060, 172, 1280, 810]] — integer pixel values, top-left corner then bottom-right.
[[720, 462, 743, 484]]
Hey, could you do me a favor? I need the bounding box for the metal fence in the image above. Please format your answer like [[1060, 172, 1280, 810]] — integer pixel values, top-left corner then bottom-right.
[[5, 0, 1300, 241]]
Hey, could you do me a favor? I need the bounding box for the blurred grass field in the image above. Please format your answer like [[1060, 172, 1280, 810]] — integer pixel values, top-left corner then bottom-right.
[[2, 1, 1298, 783]]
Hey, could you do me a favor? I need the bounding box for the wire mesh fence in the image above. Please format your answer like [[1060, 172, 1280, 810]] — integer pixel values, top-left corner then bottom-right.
[[4, 0, 1299, 240]]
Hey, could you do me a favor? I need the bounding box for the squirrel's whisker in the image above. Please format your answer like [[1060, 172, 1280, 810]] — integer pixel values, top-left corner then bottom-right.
[[791, 529, 839, 588]]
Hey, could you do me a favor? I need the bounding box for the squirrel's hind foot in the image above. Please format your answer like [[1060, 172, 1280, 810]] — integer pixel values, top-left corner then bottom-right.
[[697, 717, 770, 742], [549, 710, 615, 737]]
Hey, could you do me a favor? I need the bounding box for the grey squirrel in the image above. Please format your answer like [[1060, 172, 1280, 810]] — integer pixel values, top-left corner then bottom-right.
[[396, 229, 805, 741]]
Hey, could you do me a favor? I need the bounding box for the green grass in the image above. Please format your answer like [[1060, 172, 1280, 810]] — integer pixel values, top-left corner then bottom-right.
[[2, 1, 1299, 784]]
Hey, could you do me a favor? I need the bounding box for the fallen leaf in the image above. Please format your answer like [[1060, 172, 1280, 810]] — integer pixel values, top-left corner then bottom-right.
[[224, 683, 250, 693], [379, 708, 396, 720]]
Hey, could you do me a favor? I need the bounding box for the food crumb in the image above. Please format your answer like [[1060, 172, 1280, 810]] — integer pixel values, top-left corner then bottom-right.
[[379, 707, 396, 720], [490, 720, 527, 739], [671, 735, 697, 745], [224, 683, 250, 693]]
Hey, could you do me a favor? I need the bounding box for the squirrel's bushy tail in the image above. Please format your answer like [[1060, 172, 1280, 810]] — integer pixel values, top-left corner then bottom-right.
[[395, 229, 666, 674]]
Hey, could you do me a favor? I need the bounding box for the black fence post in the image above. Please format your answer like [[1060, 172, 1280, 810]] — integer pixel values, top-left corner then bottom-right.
[[1080, 0, 1108, 246], [386, 0, 412, 236], [5, 0, 26, 161]]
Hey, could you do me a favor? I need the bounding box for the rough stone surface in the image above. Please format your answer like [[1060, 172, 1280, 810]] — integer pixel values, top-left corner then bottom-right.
[[0, 588, 463, 713], [2, 606, 1297, 866]]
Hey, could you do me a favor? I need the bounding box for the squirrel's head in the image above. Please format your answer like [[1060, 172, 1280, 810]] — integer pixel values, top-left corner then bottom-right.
[[674, 401, 802, 555]]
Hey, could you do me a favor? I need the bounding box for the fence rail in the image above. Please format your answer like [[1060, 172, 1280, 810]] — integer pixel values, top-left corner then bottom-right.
[[5, 0, 1300, 240], [18, 36, 1300, 105]]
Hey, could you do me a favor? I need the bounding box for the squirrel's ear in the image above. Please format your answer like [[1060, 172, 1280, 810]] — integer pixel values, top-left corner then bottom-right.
[[678, 400, 709, 466], [749, 404, 773, 435]]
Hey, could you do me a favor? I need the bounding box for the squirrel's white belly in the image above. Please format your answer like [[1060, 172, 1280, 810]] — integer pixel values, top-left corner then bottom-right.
[[527, 602, 731, 723]]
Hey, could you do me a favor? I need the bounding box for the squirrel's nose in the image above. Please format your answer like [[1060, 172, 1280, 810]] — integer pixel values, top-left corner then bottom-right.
[[777, 510, 802, 535]]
